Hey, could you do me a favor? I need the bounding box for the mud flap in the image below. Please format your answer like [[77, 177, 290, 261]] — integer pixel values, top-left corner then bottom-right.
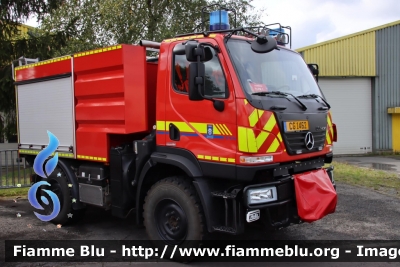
[[293, 168, 337, 222]]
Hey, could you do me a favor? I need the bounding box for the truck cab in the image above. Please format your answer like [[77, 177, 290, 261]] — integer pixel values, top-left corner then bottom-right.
[[15, 5, 337, 247]]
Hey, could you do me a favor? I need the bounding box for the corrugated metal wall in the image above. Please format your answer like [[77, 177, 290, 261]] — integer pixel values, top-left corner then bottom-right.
[[299, 32, 376, 77], [373, 24, 400, 150]]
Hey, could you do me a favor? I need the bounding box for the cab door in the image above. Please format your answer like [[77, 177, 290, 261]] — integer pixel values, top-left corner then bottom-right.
[[163, 39, 237, 172]]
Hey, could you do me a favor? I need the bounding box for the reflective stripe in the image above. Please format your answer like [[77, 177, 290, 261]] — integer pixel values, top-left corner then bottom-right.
[[18, 149, 74, 158], [277, 132, 283, 142], [263, 114, 276, 132], [238, 126, 249, 152], [77, 155, 106, 162], [157, 121, 231, 136], [15, 56, 71, 71], [164, 34, 217, 43], [247, 128, 257, 152], [222, 124, 232, 135], [156, 121, 166, 131], [74, 45, 122, 58], [167, 121, 194, 132], [215, 124, 227, 135], [256, 131, 269, 149], [327, 115, 334, 137], [326, 112, 333, 145], [248, 109, 259, 127], [248, 109, 265, 128], [197, 154, 235, 163], [326, 131, 332, 145], [267, 138, 280, 153]]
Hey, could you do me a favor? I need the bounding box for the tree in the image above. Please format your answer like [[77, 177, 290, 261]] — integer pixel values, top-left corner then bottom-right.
[[39, 0, 264, 55], [0, 0, 67, 142]]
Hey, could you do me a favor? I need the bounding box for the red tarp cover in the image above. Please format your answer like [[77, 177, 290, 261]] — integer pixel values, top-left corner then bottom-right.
[[294, 168, 337, 222]]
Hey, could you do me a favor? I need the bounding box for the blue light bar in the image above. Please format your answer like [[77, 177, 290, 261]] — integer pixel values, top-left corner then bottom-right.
[[269, 28, 285, 36], [210, 10, 230, 31]]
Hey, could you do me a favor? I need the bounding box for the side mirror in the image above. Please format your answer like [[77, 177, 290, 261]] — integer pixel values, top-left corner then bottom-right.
[[307, 64, 319, 82], [185, 42, 213, 62], [308, 64, 319, 75], [188, 62, 205, 101], [173, 43, 186, 55]]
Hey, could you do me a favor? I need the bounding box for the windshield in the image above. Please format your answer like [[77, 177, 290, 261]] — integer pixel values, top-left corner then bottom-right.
[[226, 39, 322, 97]]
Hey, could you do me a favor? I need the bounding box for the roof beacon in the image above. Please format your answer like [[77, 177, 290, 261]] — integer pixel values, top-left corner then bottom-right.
[[269, 28, 286, 46], [210, 10, 230, 31]]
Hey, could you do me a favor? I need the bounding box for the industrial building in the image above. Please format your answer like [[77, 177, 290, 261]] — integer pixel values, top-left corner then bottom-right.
[[297, 20, 400, 154]]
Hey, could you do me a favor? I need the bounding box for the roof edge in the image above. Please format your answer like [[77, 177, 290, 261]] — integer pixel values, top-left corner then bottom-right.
[[296, 20, 400, 52]]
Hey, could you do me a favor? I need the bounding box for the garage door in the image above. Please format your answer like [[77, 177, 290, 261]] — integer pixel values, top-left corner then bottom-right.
[[319, 78, 372, 154]]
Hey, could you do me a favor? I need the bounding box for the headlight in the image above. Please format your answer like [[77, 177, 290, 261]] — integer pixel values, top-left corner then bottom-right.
[[240, 155, 273, 164], [247, 186, 277, 204]]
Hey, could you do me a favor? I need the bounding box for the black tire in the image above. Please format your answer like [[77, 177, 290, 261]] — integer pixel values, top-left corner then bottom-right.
[[143, 176, 205, 247], [38, 166, 85, 225]]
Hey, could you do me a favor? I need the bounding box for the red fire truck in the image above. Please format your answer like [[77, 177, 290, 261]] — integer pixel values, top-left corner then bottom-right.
[[14, 5, 337, 245]]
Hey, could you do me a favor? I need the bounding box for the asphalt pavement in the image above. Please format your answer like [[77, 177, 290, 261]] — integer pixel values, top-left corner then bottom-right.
[[1, 182, 400, 266]]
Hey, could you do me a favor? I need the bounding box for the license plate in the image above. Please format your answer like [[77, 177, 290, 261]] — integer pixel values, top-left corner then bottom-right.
[[246, 210, 260, 223], [284, 120, 309, 132]]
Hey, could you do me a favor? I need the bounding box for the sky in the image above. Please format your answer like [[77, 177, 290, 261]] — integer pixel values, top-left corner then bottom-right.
[[26, 0, 400, 50], [252, 0, 400, 49]]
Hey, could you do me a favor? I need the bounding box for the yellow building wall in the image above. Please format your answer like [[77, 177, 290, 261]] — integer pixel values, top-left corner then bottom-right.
[[392, 114, 400, 152], [298, 31, 376, 77]]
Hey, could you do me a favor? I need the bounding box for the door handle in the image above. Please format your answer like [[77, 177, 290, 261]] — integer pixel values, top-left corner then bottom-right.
[[169, 123, 180, 141]]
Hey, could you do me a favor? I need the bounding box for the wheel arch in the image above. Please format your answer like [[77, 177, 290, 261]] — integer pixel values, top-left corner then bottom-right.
[[135, 153, 203, 224]]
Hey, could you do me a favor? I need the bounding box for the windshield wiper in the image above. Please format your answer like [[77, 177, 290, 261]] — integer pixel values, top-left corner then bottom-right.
[[298, 94, 331, 109], [252, 91, 307, 111]]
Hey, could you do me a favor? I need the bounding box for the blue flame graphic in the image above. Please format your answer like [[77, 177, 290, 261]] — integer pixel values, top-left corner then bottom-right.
[[28, 181, 61, 221], [29, 131, 61, 222], [33, 131, 59, 178]]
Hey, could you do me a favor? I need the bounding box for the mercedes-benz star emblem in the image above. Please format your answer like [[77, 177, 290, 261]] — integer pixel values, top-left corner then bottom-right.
[[304, 132, 315, 150]]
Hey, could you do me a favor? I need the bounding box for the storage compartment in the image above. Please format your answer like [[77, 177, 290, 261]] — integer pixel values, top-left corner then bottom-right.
[[74, 44, 153, 162], [77, 164, 109, 187], [17, 77, 75, 154], [79, 183, 111, 208]]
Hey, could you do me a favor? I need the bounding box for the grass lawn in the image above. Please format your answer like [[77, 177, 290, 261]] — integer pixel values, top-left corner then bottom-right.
[[0, 187, 29, 197], [0, 168, 32, 197], [330, 160, 400, 197]]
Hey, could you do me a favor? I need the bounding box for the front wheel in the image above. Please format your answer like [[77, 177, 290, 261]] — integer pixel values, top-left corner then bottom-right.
[[143, 177, 205, 246]]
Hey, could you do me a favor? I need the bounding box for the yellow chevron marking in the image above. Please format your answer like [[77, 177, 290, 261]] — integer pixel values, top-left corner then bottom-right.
[[215, 124, 226, 135], [327, 116, 334, 137], [267, 138, 280, 153], [222, 124, 232, 135], [256, 131, 269, 150], [264, 114, 277, 132], [277, 132, 282, 142], [326, 130, 332, 145], [238, 126, 249, 152]]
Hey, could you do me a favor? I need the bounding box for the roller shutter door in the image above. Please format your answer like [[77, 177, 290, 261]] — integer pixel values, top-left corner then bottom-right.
[[319, 77, 372, 154]]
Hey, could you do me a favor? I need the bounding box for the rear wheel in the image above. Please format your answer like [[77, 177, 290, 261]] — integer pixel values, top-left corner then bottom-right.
[[143, 176, 204, 246], [37, 165, 85, 225]]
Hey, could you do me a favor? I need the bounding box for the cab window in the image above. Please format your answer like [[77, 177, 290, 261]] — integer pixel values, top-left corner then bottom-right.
[[173, 46, 228, 99]]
